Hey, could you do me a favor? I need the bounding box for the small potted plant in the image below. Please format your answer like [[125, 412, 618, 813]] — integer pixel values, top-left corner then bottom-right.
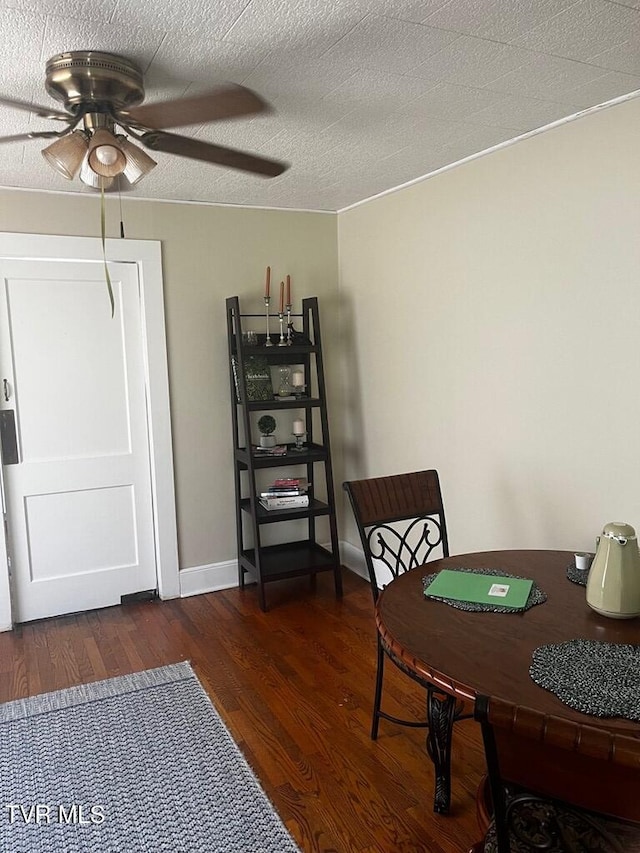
[[257, 415, 277, 448]]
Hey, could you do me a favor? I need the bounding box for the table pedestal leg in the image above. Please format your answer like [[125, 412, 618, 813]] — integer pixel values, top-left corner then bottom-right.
[[426, 688, 457, 814]]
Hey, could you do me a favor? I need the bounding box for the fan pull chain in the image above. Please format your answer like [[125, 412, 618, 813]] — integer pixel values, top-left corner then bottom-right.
[[100, 178, 115, 317], [118, 177, 125, 238]]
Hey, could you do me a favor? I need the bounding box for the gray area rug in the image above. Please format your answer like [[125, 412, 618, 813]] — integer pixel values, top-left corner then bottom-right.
[[0, 661, 301, 852]]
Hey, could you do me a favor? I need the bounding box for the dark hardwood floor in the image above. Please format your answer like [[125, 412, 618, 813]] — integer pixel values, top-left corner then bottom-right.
[[0, 569, 486, 852]]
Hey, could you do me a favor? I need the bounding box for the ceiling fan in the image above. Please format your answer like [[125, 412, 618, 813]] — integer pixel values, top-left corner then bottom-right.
[[0, 50, 288, 190]]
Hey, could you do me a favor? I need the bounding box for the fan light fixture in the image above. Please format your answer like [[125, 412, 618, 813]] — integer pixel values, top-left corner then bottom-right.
[[16, 51, 287, 194], [42, 123, 157, 188]]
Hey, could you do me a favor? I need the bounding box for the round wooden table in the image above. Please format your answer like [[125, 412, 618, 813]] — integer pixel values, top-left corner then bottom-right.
[[375, 550, 640, 813]]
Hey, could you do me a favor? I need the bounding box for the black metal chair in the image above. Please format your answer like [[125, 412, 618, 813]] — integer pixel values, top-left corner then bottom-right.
[[472, 694, 640, 852], [343, 469, 469, 813]]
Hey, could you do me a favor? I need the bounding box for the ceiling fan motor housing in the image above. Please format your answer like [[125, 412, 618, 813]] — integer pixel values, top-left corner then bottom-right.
[[45, 51, 145, 113]]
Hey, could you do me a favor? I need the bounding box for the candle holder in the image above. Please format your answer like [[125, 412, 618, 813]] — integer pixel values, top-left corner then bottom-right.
[[277, 312, 287, 346], [286, 303, 293, 345], [291, 368, 305, 398], [291, 431, 307, 452], [263, 296, 273, 347]]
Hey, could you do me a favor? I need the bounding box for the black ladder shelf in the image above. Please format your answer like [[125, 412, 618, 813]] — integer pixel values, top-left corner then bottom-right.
[[226, 295, 342, 611]]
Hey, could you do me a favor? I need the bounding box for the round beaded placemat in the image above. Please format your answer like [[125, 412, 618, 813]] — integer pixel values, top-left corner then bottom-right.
[[422, 567, 546, 613], [566, 563, 589, 586], [530, 639, 640, 720]]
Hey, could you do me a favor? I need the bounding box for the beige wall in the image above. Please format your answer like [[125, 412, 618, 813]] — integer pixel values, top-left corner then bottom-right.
[[337, 97, 640, 556], [3, 94, 638, 577], [0, 190, 338, 569]]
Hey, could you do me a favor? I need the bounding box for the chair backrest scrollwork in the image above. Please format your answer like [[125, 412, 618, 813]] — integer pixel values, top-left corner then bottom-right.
[[344, 470, 449, 604], [367, 515, 444, 579]]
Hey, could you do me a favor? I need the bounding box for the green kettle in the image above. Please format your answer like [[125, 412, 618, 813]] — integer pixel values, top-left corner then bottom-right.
[[586, 522, 640, 619]]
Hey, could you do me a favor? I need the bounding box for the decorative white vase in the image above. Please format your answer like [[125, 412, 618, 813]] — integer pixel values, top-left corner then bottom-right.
[[259, 434, 276, 448]]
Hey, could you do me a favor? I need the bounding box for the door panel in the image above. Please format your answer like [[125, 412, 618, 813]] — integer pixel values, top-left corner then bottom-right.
[[9, 276, 132, 461], [0, 258, 157, 622], [25, 485, 138, 580]]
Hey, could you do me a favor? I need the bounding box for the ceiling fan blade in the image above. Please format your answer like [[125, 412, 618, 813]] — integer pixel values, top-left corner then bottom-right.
[[140, 130, 288, 178], [0, 96, 71, 122], [120, 84, 270, 130], [0, 130, 67, 145]]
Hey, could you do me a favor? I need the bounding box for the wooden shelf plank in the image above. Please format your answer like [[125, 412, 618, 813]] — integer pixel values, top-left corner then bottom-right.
[[240, 497, 331, 523], [240, 541, 339, 582]]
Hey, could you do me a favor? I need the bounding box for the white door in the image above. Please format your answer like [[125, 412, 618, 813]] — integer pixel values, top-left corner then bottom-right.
[[0, 258, 157, 622]]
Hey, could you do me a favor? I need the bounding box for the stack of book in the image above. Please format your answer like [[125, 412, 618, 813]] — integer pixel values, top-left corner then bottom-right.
[[259, 478, 311, 510], [252, 444, 287, 457]]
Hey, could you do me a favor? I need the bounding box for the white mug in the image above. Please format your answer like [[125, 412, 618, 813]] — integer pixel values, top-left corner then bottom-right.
[[574, 552, 593, 571]]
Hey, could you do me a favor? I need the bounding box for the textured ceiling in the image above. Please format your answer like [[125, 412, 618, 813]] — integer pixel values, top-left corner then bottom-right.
[[0, 0, 639, 212]]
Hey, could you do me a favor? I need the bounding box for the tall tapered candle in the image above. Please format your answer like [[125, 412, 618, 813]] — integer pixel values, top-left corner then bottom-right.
[[286, 274, 291, 306], [279, 281, 284, 314], [265, 266, 271, 298]]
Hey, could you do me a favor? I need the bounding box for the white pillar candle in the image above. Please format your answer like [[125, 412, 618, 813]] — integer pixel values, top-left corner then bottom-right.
[[291, 369, 304, 387], [292, 418, 305, 435]]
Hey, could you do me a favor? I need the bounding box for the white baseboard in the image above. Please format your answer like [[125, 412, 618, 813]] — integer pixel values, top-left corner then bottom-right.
[[179, 541, 370, 598], [179, 559, 239, 598], [339, 540, 369, 582]]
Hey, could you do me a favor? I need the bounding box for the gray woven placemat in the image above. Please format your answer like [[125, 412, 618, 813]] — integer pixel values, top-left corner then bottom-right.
[[530, 639, 640, 720], [422, 567, 546, 613], [566, 562, 590, 586]]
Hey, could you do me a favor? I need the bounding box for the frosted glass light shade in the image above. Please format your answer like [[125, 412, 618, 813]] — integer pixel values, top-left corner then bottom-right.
[[87, 129, 126, 177], [41, 131, 88, 180], [117, 136, 157, 185], [79, 156, 114, 189]]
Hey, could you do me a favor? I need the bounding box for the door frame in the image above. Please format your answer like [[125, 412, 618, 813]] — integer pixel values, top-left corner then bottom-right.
[[0, 232, 179, 630]]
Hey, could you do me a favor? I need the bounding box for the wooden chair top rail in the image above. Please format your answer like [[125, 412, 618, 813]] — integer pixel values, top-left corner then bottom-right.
[[343, 469, 446, 528]]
